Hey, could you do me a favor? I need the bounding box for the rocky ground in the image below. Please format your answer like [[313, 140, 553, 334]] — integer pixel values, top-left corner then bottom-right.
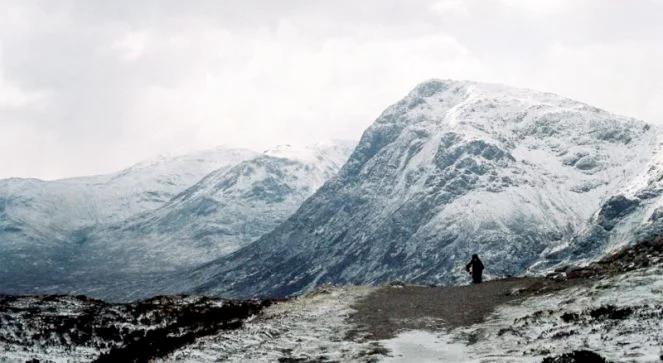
[[1, 238, 661, 362]]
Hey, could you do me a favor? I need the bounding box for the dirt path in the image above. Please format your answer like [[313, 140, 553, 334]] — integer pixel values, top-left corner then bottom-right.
[[350, 277, 584, 340], [350, 237, 663, 341]]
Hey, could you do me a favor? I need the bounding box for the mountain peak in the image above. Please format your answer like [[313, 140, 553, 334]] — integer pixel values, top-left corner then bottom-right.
[[263, 140, 354, 164], [408, 79, 510, 98], [406, 79, 590, 108]]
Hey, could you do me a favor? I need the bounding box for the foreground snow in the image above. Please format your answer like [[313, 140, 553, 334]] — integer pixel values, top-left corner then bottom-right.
[[380, 266, 663, 362], [381, 331, 470, 362], [0, 295, 266, 362], [456, 265, 663, 362], [162, 286, 386, 362]]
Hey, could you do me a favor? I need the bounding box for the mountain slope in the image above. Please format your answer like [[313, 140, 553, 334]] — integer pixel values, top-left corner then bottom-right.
[[545, 140, 663, 266], [0, 147, 257, 284], [186, 79, 659, 299], [0, 142, 355, 298], [79, 142, 355, 273], [0, 147, 258, 229]]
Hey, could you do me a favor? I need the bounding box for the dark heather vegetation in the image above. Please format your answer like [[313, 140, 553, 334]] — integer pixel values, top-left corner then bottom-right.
[[542, 350, 607, 363], [0, 294, 270, 362]]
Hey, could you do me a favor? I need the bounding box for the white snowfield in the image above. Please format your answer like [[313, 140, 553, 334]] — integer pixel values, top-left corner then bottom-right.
[[0, 147, 257, 291], [1, 147, 258, 229]]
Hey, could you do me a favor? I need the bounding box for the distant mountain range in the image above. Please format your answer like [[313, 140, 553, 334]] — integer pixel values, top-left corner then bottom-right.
[[3, 80, 662, 302], [0, 141, 354, 297]]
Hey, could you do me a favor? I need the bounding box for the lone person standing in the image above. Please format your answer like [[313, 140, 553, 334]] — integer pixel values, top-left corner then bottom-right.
[[465, 254, 484, 284]]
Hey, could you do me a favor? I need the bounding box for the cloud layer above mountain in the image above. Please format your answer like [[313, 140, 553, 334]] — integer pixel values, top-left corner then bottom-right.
[[1, 0, 662, 179]]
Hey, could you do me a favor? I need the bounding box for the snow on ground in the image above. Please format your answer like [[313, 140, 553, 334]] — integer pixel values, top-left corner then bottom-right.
[[161, 263, 662, 362], [378, 265, 663, 362], [162, 285, 387, 362], [0, 296, 105, 362], [380, 330, 471, 362]]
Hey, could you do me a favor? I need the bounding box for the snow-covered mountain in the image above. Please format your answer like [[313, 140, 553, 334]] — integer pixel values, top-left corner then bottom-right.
[[78, 142, 355, 273], [0, 142, 354, 296], [186, 79, 661, 299], [0, 147, 257, 288], [1, 147, 258, 229], [4, 79, 661, 302]]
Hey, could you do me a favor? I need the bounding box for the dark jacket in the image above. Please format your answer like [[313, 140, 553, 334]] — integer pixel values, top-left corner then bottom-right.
[[465, 255, 484, 283]]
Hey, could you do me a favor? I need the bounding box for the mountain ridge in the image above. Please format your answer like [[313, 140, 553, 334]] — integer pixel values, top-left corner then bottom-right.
[[0, 141, 355, 298], [77, 141, 355, 273]]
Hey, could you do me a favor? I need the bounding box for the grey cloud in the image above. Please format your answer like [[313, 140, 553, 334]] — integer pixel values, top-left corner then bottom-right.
[[1, 0, 662, 179]]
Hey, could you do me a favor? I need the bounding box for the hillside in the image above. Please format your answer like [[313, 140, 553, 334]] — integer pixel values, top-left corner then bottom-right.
[[0, 147, 257, 292], [0, 142, 354, 298], [79, 142, 355, 273]]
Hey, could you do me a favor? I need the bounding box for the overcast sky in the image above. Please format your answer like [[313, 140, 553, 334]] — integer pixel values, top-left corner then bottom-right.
[[1, 0, 662, 179]]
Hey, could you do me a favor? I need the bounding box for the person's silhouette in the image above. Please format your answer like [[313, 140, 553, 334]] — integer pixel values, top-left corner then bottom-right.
[[465, 254, 484, 284]]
